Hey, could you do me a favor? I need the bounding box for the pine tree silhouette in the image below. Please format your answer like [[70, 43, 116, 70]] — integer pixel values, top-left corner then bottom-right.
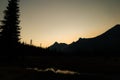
[[0, 0, 21, 48]]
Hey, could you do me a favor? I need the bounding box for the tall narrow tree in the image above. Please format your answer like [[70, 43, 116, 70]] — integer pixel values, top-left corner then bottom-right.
[[0, 0, 21, 48]]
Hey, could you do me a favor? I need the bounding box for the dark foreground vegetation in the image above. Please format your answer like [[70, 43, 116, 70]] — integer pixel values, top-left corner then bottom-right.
[[0, 55, 120, 80], [0, 62, 120, 80], [1, 66, 119, 80]]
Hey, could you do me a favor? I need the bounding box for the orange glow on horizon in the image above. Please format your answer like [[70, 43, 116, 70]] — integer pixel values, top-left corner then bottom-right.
[[1, 0, 120, 48]]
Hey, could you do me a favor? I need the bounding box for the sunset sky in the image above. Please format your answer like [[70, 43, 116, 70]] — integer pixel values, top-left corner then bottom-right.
[[0, 0, 120, 47]]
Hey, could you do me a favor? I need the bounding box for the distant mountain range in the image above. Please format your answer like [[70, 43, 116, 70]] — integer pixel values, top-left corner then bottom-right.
[[48, 24, 120, 55], [48, 42, 68, 52]]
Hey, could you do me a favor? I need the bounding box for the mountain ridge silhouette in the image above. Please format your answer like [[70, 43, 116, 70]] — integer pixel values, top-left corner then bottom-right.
[[49, 24, 120, 55]]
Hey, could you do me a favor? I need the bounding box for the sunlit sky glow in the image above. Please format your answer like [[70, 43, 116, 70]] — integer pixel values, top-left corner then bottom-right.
[[0, 0, 120, 47]]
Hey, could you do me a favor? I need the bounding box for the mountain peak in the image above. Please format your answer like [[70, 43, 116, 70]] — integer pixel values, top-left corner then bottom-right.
[[95, 24, 120, 39], [114, 24, 120, 27], [54, 42, 59, 45], [111, 24, 120, 30], [48, 42, 68, 52]]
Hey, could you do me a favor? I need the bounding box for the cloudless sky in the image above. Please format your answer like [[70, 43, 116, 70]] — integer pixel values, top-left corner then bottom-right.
[[0, 0, 120, 47]]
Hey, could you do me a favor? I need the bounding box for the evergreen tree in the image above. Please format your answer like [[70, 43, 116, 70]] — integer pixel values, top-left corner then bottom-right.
[[0, 0, 21, 48]]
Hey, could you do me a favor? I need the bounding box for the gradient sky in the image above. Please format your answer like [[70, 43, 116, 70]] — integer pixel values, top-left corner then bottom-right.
[[0, 0, 120, 47]]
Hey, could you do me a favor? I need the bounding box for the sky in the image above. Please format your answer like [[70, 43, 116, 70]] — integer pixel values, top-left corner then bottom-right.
[[0, 0, 120, 47]]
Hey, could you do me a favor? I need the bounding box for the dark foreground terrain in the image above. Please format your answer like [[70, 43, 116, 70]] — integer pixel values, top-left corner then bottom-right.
[[0, 66, 120, 80], [0, 56, 120, 80]]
